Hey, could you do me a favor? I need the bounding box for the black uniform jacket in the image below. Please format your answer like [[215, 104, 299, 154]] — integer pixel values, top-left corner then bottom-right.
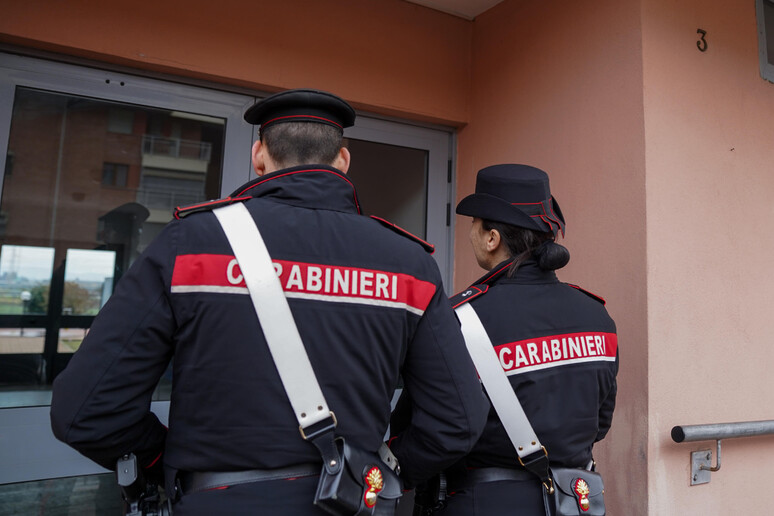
[[50, 165, 488, 489], [448, 259, 618, 470]]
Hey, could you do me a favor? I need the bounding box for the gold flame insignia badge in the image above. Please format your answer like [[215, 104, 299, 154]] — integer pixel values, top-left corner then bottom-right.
[[574, 477, 591, 512], [364, 466, 384, 508]]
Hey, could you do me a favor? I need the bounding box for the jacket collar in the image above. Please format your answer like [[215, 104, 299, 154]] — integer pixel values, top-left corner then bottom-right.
[[472, 258, 559, 286], [451, 258, 559, 308], [230, 165, 362, 214]]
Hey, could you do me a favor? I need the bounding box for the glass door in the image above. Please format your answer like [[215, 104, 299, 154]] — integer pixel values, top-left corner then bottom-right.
[[345, 116, 454, 291], [0, 88, 234, 400], [0, 53, 253, 508]]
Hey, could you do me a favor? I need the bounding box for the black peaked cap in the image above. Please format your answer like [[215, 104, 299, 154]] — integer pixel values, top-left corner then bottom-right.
[[244, 88, 356, 131], [456, 164, 566, 237]]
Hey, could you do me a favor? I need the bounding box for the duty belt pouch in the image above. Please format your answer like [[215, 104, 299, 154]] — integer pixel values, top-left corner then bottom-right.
[[313, 435, 402, 516], [455, 303, 606, 516], [550, 467, 605, 516], [214, 203, 402, 516]]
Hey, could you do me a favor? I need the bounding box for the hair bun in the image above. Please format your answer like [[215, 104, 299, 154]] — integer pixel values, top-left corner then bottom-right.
[[534, 241, 570, 270]]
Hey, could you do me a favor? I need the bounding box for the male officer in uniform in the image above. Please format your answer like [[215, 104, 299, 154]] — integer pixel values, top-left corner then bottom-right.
[[50, 89, 489, 515]]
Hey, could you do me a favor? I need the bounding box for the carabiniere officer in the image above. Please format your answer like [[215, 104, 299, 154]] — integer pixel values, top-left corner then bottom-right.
[[50, 89, 489, 515]]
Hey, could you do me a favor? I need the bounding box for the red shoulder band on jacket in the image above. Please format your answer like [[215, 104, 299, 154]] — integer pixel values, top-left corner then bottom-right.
[[370, 216, 434, 254], [174, 196, 252, 219], [567, 283, 606, 305]]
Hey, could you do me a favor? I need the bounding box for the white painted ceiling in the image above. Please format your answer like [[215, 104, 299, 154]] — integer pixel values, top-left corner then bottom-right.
[[404, 0, 504, 20]]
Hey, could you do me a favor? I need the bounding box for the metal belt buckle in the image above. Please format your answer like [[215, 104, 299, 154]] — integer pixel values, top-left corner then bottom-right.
[[518, 446, 554, 494], [299, 411, 337, 440]]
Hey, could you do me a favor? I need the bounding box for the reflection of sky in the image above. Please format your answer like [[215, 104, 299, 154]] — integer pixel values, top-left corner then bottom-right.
[[64, 249, 116, 282], [0, 245, 55, 281], [0, 245, 116, 283]]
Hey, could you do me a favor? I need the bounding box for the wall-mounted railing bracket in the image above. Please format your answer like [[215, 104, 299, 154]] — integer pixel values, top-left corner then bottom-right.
[[690, 440, 720, 485], [691, 450, 712, 485]]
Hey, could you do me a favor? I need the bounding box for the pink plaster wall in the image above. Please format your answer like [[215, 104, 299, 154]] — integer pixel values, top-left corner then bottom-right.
[[461, 1, 648, 513], [0, 0, 471, 126], [642, 0, 774, 513]]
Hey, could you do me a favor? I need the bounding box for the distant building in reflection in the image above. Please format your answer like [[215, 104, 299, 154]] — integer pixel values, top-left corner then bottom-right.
[[2, 89, 223, 267]]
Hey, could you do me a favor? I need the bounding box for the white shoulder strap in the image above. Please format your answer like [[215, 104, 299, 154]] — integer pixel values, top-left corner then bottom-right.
[[455, 302, 544, 459], [213, 203, 331, 430]]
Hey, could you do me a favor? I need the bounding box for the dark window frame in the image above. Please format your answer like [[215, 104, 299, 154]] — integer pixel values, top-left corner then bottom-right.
[[757, 0, 774, 83], [101, 162, 129, 187]]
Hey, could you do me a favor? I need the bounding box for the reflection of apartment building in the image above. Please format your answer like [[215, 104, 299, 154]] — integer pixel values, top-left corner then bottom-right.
[[137, 114, 223, 242], [2, 90, 223, 264]]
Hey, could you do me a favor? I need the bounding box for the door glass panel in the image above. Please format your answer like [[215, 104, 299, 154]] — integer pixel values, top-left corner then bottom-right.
[[0, 87, 226, 406], [766, 0, 774, 66], [58, 327, 89, 354], [62, 249, 116, 316], [0, 245, 52, 389], [346, 139, 428, 238], [0, 245, 55, 317]]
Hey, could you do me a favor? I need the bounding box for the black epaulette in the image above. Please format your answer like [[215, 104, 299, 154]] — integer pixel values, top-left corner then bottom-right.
[[450, 260, 513, 308], [370, 216, 434, 254], [174, 196, 252, 219], [566, 283, 607, 305], [450, 284, 489, 309]]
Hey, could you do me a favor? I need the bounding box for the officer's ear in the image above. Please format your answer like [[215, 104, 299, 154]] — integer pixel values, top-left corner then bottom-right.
[[252, 140, 269, 176], [486, 228, 502, 253], [332, 147, 350, 174]]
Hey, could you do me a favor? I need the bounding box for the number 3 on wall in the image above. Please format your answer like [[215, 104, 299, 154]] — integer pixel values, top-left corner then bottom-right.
[[697, 29, 708, 52]]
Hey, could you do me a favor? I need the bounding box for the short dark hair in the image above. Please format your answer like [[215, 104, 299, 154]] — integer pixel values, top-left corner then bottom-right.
[[260, 122, 343, 168], [482, 219, 569, 276]]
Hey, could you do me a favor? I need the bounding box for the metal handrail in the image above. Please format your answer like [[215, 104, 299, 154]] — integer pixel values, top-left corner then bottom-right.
[[671, 420, 774, 443], [671, 420, 774, 485]]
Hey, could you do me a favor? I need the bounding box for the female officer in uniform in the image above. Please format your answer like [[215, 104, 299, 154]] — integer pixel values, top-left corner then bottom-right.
[[439, 163, 619, 515]]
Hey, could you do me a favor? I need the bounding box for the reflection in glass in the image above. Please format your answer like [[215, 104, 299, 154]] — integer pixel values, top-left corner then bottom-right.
[[766, 1, 774, 66], [0, 87, 226, 401], [62, 249, 116, 315], [346, 139, 428, 238], [2, 87, 225, 260], [0, 328, 45, 355], [58, 327, 89, 354], [0, 245, 55, 316]]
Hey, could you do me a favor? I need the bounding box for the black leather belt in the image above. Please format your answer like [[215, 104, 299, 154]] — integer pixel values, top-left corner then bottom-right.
[[177, 463, 320, 495], [450, 467, 535, 491]]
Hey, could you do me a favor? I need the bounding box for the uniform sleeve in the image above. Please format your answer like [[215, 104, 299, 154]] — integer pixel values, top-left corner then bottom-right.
[[50, 223, 178, 475], [389, 285, 489, 488], [596, 348, 619, 442]]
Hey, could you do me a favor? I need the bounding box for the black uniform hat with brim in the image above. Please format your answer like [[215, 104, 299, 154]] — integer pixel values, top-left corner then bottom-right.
[[243, 88, 356, 131], [456, 164, 566, 237]]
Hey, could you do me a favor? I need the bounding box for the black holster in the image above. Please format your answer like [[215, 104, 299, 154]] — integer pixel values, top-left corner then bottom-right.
[[117, 453, 171, 516], [308, 423, 402, 516], [411, 472, 448, 516]]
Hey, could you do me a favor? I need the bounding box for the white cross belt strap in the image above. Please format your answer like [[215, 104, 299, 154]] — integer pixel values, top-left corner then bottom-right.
[[213, 202, 399, 474], [213, 202, 331, 430], [454, 302, 544, 459]]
